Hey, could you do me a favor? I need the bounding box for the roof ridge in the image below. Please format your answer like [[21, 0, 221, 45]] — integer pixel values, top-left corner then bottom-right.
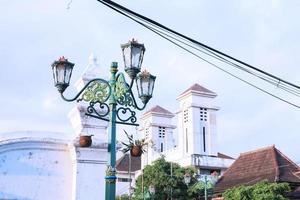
[[275, 148, 300, 171], [271, 146, 280, 182], [179, 83, 216, 96], [216, 153, 241, 182], [143, 105, 173, 116], [240, 145, 275, 156], [215, 146, 300, 193], [217, 152, 235, 160]]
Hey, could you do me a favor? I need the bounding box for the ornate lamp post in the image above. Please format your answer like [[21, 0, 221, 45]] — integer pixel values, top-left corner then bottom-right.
[[184, 173, 191, 185], [51, 39, 156, 200], [149, 185, 155, 200]]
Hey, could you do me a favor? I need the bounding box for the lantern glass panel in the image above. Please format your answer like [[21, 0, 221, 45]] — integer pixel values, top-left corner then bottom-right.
[[64, 65, 73, 84], [184, 174, 191, 185], [141, 78, 149, 96], [52, 66, 57, 84], [148, 76, 155, 96], [56, 64, 65, 84], [123, 46, 131, 70], [136, 77, 142, 97], [131, 46, 143, 70]]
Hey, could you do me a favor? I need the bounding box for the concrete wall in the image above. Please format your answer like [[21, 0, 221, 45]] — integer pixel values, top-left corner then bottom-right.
[[0, 131, 74, 200]]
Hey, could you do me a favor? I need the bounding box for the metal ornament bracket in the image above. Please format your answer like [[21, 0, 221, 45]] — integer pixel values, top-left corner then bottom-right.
[[61, 74, 145, 126]]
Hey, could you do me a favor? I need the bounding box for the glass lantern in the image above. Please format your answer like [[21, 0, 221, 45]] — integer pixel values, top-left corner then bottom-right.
[[149, 185, 155, 195], [51, 56, 74, 93], [136, 70, 156, 104], [184, 173, 191, 185], [121, 39, 145, 79]]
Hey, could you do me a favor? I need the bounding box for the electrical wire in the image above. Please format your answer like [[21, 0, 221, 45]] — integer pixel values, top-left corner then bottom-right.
[[104, 0, 300, 97], [99, 0, 300, 91], [96, 0, 300, 108]]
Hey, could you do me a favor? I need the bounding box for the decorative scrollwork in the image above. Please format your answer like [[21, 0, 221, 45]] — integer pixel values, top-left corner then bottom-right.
[[116, 107, 137, 124], [105, 166, 116, 183], [115, 73, 128, 100], [82, 81, 110, 103], [117, 92, 134, 107], [86, 101, 110, 119]]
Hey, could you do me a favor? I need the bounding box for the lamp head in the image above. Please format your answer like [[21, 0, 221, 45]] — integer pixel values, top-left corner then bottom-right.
[[51, 56, 74, 93], [184, 173, 191, 185], [135, 70, 156, 104], [121, 38, 145, 79], [149, 185, 155, 195]]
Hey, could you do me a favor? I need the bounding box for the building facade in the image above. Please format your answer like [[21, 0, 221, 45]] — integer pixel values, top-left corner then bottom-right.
[[140, 83, 234, 179], [0, 55, 234, 199]]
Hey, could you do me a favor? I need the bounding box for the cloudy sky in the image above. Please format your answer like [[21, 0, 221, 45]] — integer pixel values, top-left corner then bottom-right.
[[1, 0, 300, 161]]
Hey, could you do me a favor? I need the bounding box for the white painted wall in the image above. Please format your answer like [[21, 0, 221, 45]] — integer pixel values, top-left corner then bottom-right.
[[140, 112, 176, 169], [0, 131, 74, 200], [71, 145, 107, 200]]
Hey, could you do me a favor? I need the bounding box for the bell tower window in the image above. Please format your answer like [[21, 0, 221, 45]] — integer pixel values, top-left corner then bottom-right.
[[145, 127, 149, 139], [158, 126, 166, 138], [200, 107, 208, 121], [183, 109, 189, 123]]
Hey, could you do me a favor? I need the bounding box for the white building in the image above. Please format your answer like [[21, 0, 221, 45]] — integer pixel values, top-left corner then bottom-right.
[[140, 83, 234, 177], [0, 55, 234, 199], [0, 55, 110, 200]]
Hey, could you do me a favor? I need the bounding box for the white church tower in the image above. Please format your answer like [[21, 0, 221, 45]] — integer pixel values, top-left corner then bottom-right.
[[140, 105, 176, 169], [176, 83, 218, 157], [140, 83, 234, 176]]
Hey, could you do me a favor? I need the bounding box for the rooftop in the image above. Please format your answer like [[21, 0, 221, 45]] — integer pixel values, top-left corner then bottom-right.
[[116, 154, 141, 172], [214, 145, 300, 193], [179, 83, 216, 97], [143, 105, 173, 116]]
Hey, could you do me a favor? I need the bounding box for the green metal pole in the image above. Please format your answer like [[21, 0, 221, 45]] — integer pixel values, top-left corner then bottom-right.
[[105, 62, 118, 200], [204, 175, 207, 200]]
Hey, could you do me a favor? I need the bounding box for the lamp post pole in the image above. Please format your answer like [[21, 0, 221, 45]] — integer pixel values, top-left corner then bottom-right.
[[204, 175, 208, 200], [105, 63, 118, 199], [170, 162, 173, 200], [128, 153, 132, 200], [51, 39, 156, 200]]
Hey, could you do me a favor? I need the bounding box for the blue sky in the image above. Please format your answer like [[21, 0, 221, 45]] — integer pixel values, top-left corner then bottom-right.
[[1, 0, 300, 161]]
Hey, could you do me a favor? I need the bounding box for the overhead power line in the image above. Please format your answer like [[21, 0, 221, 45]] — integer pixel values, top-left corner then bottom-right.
[[96, 0, 300, 108]]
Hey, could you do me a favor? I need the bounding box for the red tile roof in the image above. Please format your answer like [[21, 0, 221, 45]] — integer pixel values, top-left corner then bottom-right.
[[116, 154, 141, 172], [143, 105, 173, 116], [214, 146, 300, 193], [179, 83, 216, 96]]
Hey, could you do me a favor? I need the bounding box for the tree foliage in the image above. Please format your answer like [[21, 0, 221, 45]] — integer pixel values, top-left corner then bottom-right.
[[223, 180, 290, 200], [132, 157, 214, 200], [116, 194, 130, 200], [188, 180, 214, 198]]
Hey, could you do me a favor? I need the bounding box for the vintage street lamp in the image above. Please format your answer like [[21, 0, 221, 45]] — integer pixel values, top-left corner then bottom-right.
[[184, 173, 191, 185], [51, 56, 74, 93], [136, 70, 156, 104], [121, 38, 145, 79], [149, 185, 155, 200], [51, 40, 156, 200]]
